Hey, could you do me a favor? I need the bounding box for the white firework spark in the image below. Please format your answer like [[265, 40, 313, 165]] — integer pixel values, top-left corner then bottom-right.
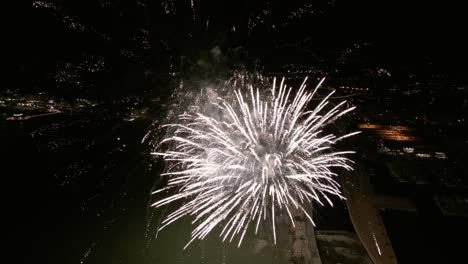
[[151, 77, 359, 248]]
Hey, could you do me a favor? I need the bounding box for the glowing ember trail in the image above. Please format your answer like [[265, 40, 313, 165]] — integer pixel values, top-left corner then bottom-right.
[[151, 77, 359, 248]]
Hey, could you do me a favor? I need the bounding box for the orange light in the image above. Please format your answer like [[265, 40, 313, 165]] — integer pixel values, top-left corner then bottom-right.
[[358, 124, 417, 142]]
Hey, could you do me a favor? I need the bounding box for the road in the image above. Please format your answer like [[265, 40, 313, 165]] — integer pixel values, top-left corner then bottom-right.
[[340, 167, 415, 264]]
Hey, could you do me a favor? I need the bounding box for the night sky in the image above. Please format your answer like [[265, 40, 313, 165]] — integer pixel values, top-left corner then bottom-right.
[[5, 1, 467, 96]]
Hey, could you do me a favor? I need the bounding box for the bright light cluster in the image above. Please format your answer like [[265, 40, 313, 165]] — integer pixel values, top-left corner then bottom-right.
[[152, 77, 359, 248]]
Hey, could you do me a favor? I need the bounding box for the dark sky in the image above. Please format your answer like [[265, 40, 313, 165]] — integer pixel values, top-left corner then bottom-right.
[[4, 1, 467, 95]]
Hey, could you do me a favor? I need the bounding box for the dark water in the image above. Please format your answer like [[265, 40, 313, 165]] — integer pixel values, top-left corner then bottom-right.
[[381, 209, 468, 263], [3, 113, 153, 263]]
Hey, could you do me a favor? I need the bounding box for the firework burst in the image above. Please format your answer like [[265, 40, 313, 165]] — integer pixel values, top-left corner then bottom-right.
[[151, 77, 359, 248]]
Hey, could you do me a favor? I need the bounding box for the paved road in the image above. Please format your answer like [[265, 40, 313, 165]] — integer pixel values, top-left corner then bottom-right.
[[341, 169, 401, 264]]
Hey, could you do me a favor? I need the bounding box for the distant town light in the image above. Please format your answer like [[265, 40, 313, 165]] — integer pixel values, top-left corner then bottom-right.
[[359, 123, 417, 142], [435, 152, 448, 159], [403, 147, 414, 153], [415, 153, 432, 158]]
